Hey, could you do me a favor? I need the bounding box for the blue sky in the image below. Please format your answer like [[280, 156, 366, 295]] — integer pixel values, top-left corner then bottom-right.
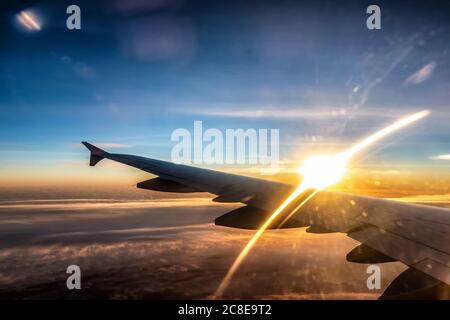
[[1, 0, 450, 185]]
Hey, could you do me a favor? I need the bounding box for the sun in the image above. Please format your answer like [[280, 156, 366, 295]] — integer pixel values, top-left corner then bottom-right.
[[298, 154, 348, 190]]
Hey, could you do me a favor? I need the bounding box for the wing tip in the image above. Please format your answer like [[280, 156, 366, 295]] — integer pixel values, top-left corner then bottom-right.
[[81, 141, 107, 166]]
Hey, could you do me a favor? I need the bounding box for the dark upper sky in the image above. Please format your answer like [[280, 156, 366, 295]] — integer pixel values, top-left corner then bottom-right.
[[1, 0, 450, 184]]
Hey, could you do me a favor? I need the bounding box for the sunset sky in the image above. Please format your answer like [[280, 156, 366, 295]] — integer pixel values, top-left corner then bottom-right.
[[2, 0, 450, 301], [1, 0, 450, 194]]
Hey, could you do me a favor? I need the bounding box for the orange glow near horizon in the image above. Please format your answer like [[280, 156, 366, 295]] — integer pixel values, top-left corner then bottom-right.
[[213, 109, 430, 298]]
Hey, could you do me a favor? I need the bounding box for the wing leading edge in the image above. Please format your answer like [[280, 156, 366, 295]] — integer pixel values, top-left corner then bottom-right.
[[82, 142, 450, 298], [81, 141, 295, 210]]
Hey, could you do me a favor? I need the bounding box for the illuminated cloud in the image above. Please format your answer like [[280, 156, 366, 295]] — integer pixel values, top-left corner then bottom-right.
[[92, 143, 131, 148], [188, 108, 348, 119], [430, 154, 450, 160], [181, 106, 422, 120], [404, 61, 436, 85], [16, 10, 41, 31]]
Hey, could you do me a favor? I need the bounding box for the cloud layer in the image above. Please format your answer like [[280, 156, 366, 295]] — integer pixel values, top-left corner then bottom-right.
[[0, 196, 406, 299]]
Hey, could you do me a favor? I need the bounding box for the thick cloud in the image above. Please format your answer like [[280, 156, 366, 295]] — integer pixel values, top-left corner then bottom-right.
[[0, 196, 406, 299]]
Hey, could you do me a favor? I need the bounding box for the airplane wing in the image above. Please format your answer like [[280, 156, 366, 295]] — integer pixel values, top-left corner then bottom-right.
[[82, 142, 450, 299]]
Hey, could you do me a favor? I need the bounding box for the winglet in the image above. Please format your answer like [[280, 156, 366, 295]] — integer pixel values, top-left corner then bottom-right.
[[82, 141, 108, 166]]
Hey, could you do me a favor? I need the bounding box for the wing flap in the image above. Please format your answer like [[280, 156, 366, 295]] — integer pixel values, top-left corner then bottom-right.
[[379, 267, 450, 299], [353, 201, 450, 255], [411, 259, 450, 285], [349, 226, 450, 285]]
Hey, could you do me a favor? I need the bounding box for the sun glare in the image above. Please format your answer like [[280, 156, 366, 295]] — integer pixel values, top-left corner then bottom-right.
[[298, 154, 347, 190], [213, 109, 430, 299]]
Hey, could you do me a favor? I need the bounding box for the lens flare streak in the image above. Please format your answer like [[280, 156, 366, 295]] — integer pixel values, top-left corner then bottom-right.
[[213, 109, 430, 298], [342, 109, 430, 159], [16, 11, 41, 31]]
